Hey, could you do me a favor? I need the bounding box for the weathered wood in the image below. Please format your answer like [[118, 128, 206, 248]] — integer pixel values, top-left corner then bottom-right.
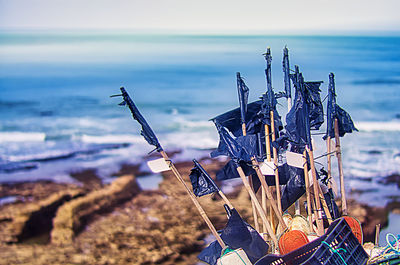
[[159, 151, 225, 248], [334, 118, 348, 215]]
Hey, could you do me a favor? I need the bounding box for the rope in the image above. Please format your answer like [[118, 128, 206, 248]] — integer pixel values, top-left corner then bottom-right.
[[314, 151, 336, 161], [321, 94, 328, 103], [311, 132, 327, 136], [386, 233, 400, 254], [321, 241, 348, 265], [367, 234, 400, 264]]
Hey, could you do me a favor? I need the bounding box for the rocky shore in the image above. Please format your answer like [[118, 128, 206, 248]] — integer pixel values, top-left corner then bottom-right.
[[0, 157, 397, 265]]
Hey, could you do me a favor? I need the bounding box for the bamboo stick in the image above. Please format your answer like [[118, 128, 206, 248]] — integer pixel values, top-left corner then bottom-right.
[[307, 148, 325, 236], [270, 110, 282, 215], [375, 224, 380, 246], [236, 166, 278, 246], [160, 151, 225, 248], [249, 176, 260, 231], [334, 118, 348, 215], [265, 124, 275, 233], [303, 150, 314, 232], [218, 190, 234, 209], [251, 157, 287, 230], [326, 136, 333, 190], [317, 184, 333, 225], [242, 125, 260, 231]]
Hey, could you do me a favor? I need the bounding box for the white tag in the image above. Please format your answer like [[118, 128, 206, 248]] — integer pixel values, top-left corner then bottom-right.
[[147, 158, 170, 173], [311, 137, 317, 151], [259, 160, 275, 175], [306, 169, 314, 187], [286, 151, 304, 169]]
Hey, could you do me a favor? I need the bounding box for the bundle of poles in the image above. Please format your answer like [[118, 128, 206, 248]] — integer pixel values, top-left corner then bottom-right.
[[111, 46, 357, 252]]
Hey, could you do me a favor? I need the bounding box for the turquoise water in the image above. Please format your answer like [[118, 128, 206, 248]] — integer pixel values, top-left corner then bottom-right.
[[0, 32, 399, 205]]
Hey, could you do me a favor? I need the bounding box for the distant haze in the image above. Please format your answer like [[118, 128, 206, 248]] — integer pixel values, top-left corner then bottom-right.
[[1, 0, 400, 34]]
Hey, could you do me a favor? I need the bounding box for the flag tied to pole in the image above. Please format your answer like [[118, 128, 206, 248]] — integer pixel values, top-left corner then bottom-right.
[[210, 122, 258, 164], [198, 208, 269, 265], [189, 159, 219, 197], [117, 87, 162, 151], [324, 73, 358, 140], [237, 72, 250, 125]]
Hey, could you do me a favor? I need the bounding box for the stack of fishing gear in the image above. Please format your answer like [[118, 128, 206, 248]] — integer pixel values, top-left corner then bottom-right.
[[113, 47, 377, 265]]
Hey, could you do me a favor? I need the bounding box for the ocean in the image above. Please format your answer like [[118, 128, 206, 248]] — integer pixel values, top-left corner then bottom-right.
[[0, 31, 399, 211]]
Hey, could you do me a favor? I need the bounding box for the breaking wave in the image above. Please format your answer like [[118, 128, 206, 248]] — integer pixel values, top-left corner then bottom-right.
[[355, 121, 400, 132], [0, 132, 46, 142]]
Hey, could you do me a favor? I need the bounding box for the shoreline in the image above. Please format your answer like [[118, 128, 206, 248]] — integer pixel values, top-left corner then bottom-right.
[[0, 156, 399, 264]]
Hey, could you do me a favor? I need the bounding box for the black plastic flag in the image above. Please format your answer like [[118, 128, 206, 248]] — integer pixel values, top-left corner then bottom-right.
[[282, 76, 310, 148], [324, 73, 358, 140], [282, 47, 292, 100], [198, 208, 269, 265], [116, 87, 162, 151], [237, 72, 250, 125], [304, 81, 324, 130], [220, 208, 269, 263], [189, 159, 219, 197], [210, 122, 257, 164], [212, 100, 264, 137]]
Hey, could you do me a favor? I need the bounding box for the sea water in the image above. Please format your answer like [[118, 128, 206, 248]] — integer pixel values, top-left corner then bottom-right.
[[0, 31, 399, 205]]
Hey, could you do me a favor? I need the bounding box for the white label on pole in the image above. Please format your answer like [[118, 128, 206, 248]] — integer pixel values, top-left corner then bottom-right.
[[147, 158, 170, 173], [311, 137, 317, 151], [307, 169, 314, 187], [259, 160, 275, 175], [286, 151, 304, 169]]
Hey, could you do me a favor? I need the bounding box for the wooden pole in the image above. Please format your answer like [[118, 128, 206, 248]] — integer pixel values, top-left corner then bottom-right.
[[334, 118, 348, 215], [287, 95, 301, 215], [249, 176, 260, 232], [262, 185, 267, 233], [303, 150, 314, 232], [265, 125, 272, 161], [326, 136, 333, 190], [375, 224, 380, 246], [317, 184, 333, 225], [264, 124, 275, 233], [236, 166, 278, 246], [242, 125, 260, 232], [307, 147, 325, 236], [160, 151, 225, 248], [270, 111, 282, 215], [251, 157, 287, 230], [218, 190, 234, 209]]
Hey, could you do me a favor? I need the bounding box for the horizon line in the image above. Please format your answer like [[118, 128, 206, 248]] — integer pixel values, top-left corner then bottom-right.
[[1, 27, 400, 37]]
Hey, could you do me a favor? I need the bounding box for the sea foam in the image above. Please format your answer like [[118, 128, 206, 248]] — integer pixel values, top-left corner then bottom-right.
[[0, 132, 46, 142], [355, 121, 400, 132]]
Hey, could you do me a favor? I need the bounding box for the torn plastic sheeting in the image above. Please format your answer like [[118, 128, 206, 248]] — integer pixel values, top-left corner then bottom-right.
[[211, 122, 258, 164], [211, 100, 264, 137], [221, 208, 269, 264]]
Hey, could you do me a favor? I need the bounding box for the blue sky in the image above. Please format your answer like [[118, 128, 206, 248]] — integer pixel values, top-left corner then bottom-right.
[[1, 0, 399, 34]]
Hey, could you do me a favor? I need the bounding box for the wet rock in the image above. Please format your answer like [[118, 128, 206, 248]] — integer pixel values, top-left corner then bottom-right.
[[0, 189, 82, 244], [0, 157, 391, 265], [51, 175, 141, 245], [70, 168, 103, 190]]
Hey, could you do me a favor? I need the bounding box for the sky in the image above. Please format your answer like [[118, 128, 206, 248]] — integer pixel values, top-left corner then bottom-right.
[[0, 0, 400, 34]]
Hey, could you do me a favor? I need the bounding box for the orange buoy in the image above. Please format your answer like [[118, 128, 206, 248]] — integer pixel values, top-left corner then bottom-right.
[[278, 230, 310, 255], [343, 216, 363, 244]]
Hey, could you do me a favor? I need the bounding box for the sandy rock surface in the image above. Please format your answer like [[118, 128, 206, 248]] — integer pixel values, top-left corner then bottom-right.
[[0, 159, 393, 264]]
